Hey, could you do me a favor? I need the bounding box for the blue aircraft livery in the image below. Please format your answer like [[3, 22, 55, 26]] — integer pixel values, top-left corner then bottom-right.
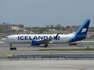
[[18, 36, 60, 40]]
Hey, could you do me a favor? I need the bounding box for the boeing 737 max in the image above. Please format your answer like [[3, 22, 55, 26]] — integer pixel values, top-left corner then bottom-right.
[[2, 19, 90, 47]]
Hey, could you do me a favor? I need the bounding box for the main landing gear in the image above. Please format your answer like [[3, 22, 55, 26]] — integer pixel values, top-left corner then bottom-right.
[[45, 44, 48, 47]]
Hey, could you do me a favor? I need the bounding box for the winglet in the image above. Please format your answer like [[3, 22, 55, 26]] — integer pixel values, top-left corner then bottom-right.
[[54, 33, 59, 40]]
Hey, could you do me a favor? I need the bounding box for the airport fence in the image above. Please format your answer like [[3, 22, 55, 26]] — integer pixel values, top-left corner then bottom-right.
[[8, 54, 94, 60]]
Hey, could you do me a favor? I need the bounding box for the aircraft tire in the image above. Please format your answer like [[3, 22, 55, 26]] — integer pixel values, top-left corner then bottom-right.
[[10, 44, 12, 47], [10, 47, 16, 50], [45, 44, 48, 47], [69, 43, 77, 45]]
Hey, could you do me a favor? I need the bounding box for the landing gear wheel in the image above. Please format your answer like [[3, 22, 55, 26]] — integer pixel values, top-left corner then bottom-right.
[[45, 44, 48, 47], [10, 44, 12, 47]]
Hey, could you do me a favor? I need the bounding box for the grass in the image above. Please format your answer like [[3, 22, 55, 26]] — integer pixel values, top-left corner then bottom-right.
[[39, 48, 94, 51]]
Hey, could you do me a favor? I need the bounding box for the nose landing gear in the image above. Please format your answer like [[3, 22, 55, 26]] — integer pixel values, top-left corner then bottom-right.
[[10, 44, 12, 47], [9, 44, 16, 50]]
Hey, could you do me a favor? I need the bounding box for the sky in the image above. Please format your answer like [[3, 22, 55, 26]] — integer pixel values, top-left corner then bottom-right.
[[0, 0, 94, 27]]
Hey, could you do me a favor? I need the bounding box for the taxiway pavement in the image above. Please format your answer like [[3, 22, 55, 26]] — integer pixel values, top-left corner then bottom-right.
[[0, 60, 94, 70], [0, 42, 94, 58], [0, 38, 94, 58]]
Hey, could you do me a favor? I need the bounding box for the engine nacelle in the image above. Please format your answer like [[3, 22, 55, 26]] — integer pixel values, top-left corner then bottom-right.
[[31, 40, 40, 45]]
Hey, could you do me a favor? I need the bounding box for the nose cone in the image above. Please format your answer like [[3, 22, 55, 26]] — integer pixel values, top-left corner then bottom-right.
[[1, 38, 6, 42]]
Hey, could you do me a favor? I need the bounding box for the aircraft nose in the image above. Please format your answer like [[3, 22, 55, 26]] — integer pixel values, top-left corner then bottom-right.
[[1, 38, 5, 42]]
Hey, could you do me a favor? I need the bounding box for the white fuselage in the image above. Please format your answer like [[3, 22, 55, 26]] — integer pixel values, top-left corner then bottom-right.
[[2, 34, 73, 44]]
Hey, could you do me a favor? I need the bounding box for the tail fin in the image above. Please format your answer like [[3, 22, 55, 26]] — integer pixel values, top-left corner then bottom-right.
[[75, 18, 90, 36], [68, 18, 90, 42]]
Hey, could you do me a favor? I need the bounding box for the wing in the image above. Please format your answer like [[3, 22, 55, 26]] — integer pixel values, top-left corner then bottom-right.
[[40, 33, 59, 44], [39, 38, 52, 44]]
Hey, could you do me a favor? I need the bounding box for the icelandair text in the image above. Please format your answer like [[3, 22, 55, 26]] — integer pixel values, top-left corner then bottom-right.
[[18, 36, 60, 40]]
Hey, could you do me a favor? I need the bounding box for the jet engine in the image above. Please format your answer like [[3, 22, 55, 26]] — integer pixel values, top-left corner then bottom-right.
[[31, 40, 40, 45]]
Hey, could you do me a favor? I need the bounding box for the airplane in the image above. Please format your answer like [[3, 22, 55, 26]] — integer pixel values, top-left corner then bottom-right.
[[1, 19, 90, 47]]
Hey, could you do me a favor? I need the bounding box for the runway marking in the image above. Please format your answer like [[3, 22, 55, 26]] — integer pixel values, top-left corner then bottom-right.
[[73, 47, 76, 49], [5, 54, 12, 56], [47, 53, 52, 55], [19, 48, 26, 50], [75, 51, 78, 52]]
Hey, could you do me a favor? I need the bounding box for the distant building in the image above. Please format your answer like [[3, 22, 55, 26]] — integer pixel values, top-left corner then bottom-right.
[[70, 26, 76, 32], [0, 22, 11, 30], [0, 22, 25, 31], [11, 25, 19, 31], [11, 24, 24, 31]]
